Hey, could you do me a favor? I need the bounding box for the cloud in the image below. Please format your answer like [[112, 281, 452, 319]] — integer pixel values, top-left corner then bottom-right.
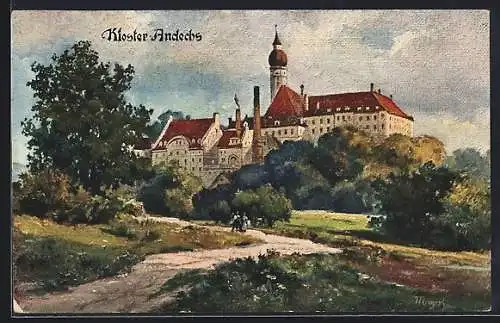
[[11, 10, 490, 164]]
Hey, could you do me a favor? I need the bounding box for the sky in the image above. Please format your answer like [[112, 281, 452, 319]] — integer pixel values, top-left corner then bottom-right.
[[11, 10, 490, 165]]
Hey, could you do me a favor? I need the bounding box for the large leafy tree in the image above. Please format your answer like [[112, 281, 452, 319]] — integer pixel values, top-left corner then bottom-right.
[[22, 40, 153, 195]]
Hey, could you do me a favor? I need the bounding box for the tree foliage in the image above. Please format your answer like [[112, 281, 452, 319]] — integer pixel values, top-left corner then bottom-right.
[[22, 40, 152, 195], [446, 148, 490, 181], [138, 161, 203, 218]]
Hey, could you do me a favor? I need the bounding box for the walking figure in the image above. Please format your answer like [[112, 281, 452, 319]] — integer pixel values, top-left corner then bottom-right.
[[230, 211, 240, 232], [241, 213, 249, 232]]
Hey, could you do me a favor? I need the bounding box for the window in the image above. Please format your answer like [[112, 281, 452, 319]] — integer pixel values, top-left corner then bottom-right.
[[359, 116, 362, 121], [336, 108, 341, 112], [320, 119, 323, 124], [278, 130, 281, 135], [176, 151, 179, 155], [199, 158, 202, 162], [373, 125, 377, 130], [272, 131, 275, 136], [192, 167, 195, 171], [312, 120, 316, 125], [184, 159, 187, 164], [291, 129, 294, 135], [312, 129, 315, 134], [365, 125, 369, 129], [374, 116, 377, 121], [342, 116, 346, 121], [284, 129, 288, 135], [337, 116, 340, 121], [357, 107, 362, 111], [199, 167, 202, 171], [327, 118, 330, 124], [327, 127, 330, 132], [222, 158, 225, 162], [348, 116, 351, 120], [366, 116, 370, 121], [320, 128, 323, 133], [382, 124, 384, 129], [192, 158, 194, 162]]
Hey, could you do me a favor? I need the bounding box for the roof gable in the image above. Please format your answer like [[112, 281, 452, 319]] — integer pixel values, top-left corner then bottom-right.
[[265, 85, 304, 118], [153, 118, 214, 150]]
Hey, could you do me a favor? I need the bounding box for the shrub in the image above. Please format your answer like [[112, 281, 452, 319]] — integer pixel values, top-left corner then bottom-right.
[[138, 162, 202, 218], [429, 178, 491, 251], [54, 195, 124, 224], [232, 184, 292, 227], [16, 169, 72, 217]]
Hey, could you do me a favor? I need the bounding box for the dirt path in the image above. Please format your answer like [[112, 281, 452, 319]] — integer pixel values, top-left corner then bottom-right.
[[17, 217, 342, 314]]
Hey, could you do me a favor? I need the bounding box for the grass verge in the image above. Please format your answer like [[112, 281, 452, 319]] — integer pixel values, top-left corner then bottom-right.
[[13, 214, 262, 293]]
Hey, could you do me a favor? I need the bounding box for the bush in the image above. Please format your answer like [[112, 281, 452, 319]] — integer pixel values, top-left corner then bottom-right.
[[53, 195, 125, 224], [16, 169, 72, 217], [232, 184, 292, 227], [429, 178, 491, 251], [138, 162, 202, 218]]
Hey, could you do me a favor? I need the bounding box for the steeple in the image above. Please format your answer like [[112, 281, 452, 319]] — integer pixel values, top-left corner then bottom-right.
[[269, 25, 288, 103], [272, 24, 282, 47]]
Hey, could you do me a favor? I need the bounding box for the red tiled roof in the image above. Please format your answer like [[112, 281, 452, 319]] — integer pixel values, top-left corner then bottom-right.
[[265, 85, 304, 118], [373, 92, 413, 119], [217, 129, 243, 149], [152, 118, 214, 150], [306, 91, 412, 120]]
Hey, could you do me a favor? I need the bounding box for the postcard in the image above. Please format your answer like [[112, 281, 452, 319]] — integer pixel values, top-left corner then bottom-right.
[[11, 10, 490, 314]]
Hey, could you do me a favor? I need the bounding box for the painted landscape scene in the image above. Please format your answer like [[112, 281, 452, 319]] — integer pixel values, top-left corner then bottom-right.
[[11, 10, 490, 314]]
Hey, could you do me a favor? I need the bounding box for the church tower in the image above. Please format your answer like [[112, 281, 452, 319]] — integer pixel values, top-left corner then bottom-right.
[[268, 25, 288, 103]]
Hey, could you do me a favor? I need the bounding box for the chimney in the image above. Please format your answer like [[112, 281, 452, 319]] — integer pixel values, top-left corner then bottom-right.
[[252, 86, 263, 163], [300, 84, 304, 96], [235, 108, 242, 136], [213, 112, 220, 127], [228, 117, 233, 125], [370, 83, 374, 92], [377, 88, 381, 94]]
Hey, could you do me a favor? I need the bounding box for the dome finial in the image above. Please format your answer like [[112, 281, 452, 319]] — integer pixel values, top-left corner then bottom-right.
[[273, 25, 282, 46]]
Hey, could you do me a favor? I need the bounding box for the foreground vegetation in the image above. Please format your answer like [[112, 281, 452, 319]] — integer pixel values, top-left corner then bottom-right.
[[183, 210, 490, 312], [13, 214, 261, 293], [155, 252, 489, 313]]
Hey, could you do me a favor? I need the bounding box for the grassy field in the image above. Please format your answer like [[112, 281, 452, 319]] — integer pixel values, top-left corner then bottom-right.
[[185, 210, 490, 312], [13, 214, 261, 293]]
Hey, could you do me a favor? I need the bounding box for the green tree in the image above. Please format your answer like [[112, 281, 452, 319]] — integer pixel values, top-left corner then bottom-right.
[[311, 126, 371, 185], [22, 41, 152, 195], [447, 148, 490, 181], [138, 161, 202, 218], [374, 162, 459, 246]]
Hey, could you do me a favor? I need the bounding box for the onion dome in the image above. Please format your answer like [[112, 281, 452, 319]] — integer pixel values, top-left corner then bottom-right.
[[268, 26, 287, 66], [268, 48, 288, 67]]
